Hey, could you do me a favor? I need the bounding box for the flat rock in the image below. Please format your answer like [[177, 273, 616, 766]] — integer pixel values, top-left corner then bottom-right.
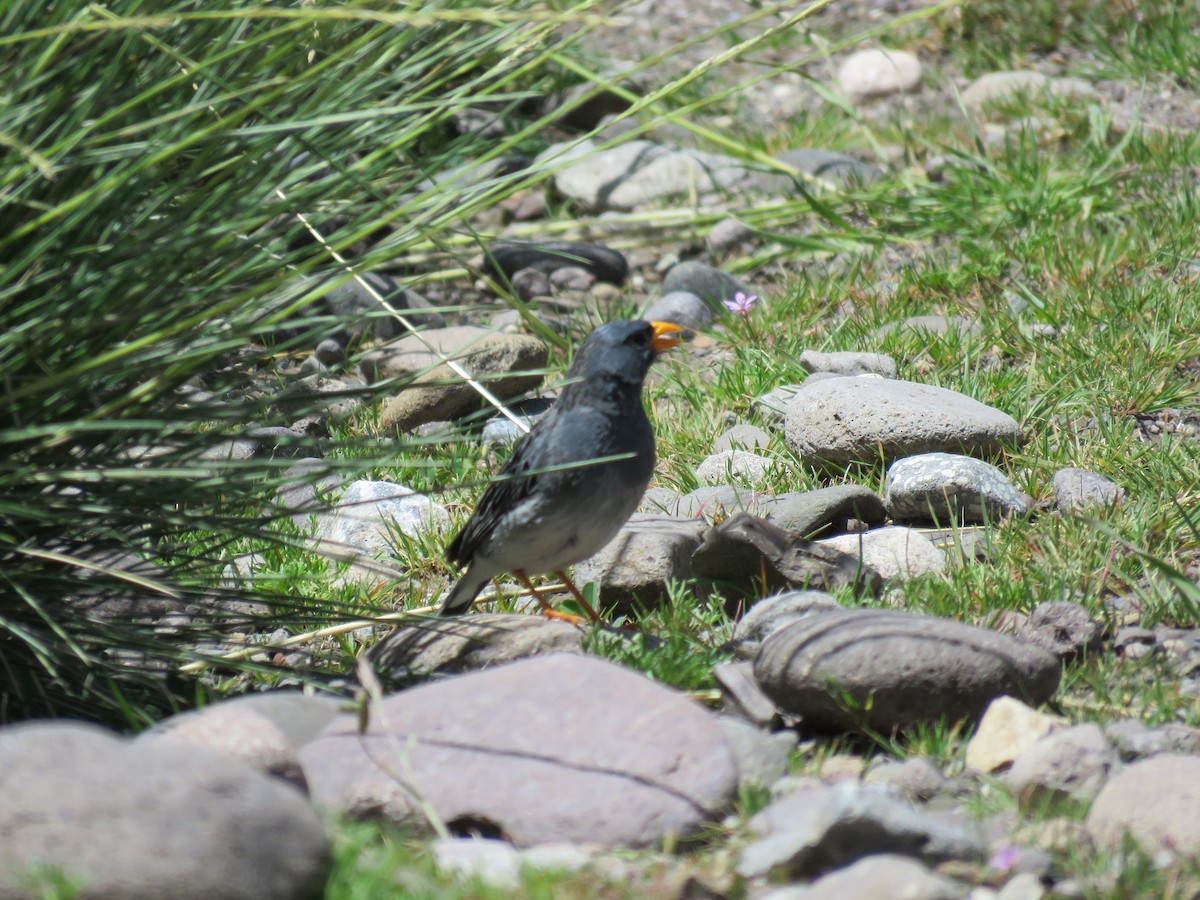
[[368, 613, 586, 678], [1086, 755, 1200, 855], [885, 453, 1031, 524], [300, 654, 738, 847], [819, 526, 947, 580], [783, 854, 965, 900], [361, 327, 547, 431], [695, 449, 776, 486], [785, 377, 1023, 466], [755, 610, 1061, 733], [548, 139, 756, 211], [314, 480, 450, 559], [1016, 601, 1103, 660], [692, 513, 883, 596], [659, 260, 750, 305], [1051, 467, 1125, 510], [1007, 723, 1117, 805], [731, 589, 844, 656], [641, 291, 716, 331], [738, 781, 983, 879], [838, 49, 923, 100], [965, 696, 1067, 773], [714, 424, 772, 453], [574, 514, 708, 614], [799, 349, 897, 378], [714, 661, 782, 728], [0, 721, 330, 899], [483, 241, 628, 285], [758, 485, 887, 539]]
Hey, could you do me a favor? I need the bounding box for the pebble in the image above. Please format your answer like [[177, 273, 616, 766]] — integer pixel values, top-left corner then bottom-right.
[[300, 653, 738, 847], [1007, 723, 1118, 805], [799, 349, 898, 378], [1051, 467, 1125, 510], [1086, 754, 1200, 856], [714, 423, 772, 452], [885, 453, 1032, 524], [1016, 601, 1103, 660], [695, 449, 776, 486], [819, 526, 947, 580], [961, 71, 1099, 115], [313, 480, 450, 559], [738, 780, 984, 879], [511, 266, 553, 300], [784, 377, 1024, 467], [838, 49, 923, 100], [707, 217, 754, 254], [965, 696, 1067, 773], [659, 260, 750, 305], [641, 290, 717, 330], [755, 609, 1061, 733], [783, 854, 965, 900]]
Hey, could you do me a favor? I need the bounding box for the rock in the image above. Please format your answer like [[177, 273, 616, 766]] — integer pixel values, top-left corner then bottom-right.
[[785, 377, 1023, 466], [695, 449, 776, 486], [483, 241, 629, 285], [142, 696, 340, 788], [1086, 755, 1200, 855], [715, 715, 794, 790], [885, 453, 1032, 524], [731, 589, 844, 655], [545, 77, 640, 131], [788, 854, 965, 900], [549, 266, 595, 292], [1104, 719, 1200, 760], [641, 290, 716, 330], [714, 424, 772, 453], [511, 266, 553, 301], [1051, 468, 1125, 510], [549, 140, 757, 211], [758, 485, 887, 539], [0, 721, 331, 899], [738, 781, 984, 879], [677, 485, 762, 521], [1007, 724, 1118, 805], [863, 757, 952, 802], [714, 661, 782, 727], [314, 480, 450, 559], [431, 837, 521, 890], [707, 217, 754, 254], [368, 613, 586, 679], [962, 71, 1099, 114], [692, 513, 883, 596], [819, 527, 947, 580], [318, 270, 431, 343], [799, 349, 898, 378], [965, 696, 1067, 773], [573, 514, 708, 614], [838, 49, 923, 100], [479, 398, 553, 447], [763, 149, 884, 190], [754, 384, 805, 426], [755, 610, 1061, 733], [659, 260, 750, 305], [1016, 602, 1103, 660], [362, 327, 548, 431], [638, 486, 685, 515], [877, 315, 981, 340], [300, 654, 738, 847], [274, 457, 345, 520]]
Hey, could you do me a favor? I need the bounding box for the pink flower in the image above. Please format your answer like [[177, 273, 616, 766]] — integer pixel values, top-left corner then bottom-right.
[[988, 844, 1022, 873], [723, 291, 760, 316]]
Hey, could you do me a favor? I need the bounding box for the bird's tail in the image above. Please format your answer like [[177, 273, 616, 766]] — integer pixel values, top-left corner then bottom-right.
[[439, 569, 489, 616]]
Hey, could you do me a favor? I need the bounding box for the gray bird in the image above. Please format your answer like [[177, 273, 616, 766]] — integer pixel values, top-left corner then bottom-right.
[[440, 319, 683, 619]]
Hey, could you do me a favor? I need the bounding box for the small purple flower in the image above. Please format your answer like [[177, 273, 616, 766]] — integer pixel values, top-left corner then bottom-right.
[[988, 844, 1022, 873], [723, 291, 760, 316]]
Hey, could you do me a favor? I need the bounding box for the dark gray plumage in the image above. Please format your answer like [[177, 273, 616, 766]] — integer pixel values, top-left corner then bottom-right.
[[441, 319, 681, 616]]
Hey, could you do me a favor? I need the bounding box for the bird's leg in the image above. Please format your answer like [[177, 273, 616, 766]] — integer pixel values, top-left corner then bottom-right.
[[553, 570, 603, 624], [512, 570, 590, 626]]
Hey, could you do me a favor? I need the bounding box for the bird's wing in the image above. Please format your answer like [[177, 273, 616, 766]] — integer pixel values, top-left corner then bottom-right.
[[445, 412, 554, 567]]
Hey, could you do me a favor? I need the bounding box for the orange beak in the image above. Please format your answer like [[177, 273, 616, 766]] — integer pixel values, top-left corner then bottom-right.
[[649, 320, 684, 353]]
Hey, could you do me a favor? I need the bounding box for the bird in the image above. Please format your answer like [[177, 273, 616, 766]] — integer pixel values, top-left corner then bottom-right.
[[440, 319, 683, 620]]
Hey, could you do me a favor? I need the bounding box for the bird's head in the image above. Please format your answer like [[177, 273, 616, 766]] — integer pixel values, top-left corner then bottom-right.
[[565, 320, 682, 390]]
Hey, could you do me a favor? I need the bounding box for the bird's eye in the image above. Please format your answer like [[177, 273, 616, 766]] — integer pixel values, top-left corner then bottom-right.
[[627, 330, 650, 346]]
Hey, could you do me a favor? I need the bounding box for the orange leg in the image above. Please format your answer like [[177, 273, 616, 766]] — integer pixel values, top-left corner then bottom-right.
[[511, 570, 601, 626], [554, 570, 603, 624]]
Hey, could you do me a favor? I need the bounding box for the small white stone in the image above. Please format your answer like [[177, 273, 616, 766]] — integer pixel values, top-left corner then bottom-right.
[[838, 49, 922, 100]]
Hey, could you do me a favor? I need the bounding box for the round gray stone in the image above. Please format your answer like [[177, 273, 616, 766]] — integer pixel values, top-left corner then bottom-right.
[[754, 609, 1061, 732], [641, 291, 715, 330], [785, 378, 1023, 466], [799, 349, 898, 378], [659, 260, 749, 305], [1086, 755, 1200, 855], [885, 452, 1032, 524], [1051, 467, 1125, 510]]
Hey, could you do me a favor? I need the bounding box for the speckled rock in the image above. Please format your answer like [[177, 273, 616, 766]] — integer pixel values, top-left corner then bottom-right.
[[1051, 467, 1125, 510], [314, 480, 450, 559], [695, 449, 776, 486], [885, 453, 1032, 524]]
